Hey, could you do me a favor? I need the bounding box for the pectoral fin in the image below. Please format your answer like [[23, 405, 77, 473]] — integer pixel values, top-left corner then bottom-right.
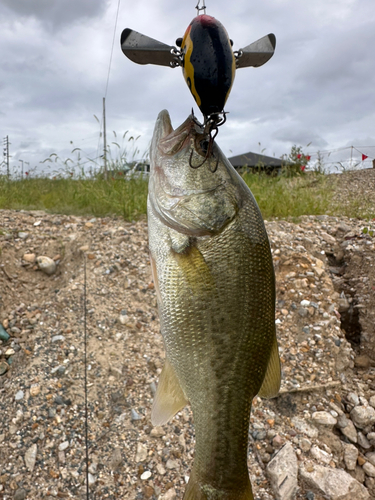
[[258, 336, 281, 399], [151, 358, 188, 426]]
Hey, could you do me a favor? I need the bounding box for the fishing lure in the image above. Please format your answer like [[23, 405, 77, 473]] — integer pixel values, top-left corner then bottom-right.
[[120, 2, 275, 133]]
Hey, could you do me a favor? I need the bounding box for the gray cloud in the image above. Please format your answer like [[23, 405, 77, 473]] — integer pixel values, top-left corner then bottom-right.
[[0, 0, 108, 28]]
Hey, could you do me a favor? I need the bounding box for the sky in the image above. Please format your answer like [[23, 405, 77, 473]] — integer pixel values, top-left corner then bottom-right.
[[1, 0, 375, 177]]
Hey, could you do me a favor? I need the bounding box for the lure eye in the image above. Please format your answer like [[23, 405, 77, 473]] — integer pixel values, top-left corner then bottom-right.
[[176, 37, 183, 47], [230, 39, 233, 46]]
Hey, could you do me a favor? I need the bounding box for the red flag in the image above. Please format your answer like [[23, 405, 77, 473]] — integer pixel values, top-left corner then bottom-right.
[[362, 154, 368, 161]]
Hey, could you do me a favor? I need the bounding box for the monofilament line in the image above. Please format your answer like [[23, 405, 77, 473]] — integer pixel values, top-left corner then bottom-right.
[[83, 255, 90, 500]]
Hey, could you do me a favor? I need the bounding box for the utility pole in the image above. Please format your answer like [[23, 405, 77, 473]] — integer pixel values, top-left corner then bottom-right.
[[103, 97, 108, 180], [3, 136, 10, 179]]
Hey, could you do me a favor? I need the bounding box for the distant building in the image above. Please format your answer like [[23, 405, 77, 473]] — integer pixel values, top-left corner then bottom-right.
[[228, 151, 286, 173]]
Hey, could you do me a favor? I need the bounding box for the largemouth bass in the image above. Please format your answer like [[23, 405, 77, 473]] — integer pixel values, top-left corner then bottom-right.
[[147, 109, 281, 500]]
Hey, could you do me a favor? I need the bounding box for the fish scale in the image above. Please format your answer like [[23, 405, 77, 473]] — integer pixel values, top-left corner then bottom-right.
[[148, 110, 281, 500]]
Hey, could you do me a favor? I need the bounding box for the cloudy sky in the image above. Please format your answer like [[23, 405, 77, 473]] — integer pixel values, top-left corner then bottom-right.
[[1, 0, 375, 176]]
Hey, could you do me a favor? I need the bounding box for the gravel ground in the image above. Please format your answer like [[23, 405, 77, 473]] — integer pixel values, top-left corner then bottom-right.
[[0, 168, 374, 500]]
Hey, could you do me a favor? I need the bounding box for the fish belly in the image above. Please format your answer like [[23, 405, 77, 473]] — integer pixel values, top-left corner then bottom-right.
[[149, 200, 275, 500]]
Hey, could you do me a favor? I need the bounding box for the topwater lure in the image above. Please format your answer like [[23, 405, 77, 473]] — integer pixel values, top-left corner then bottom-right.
[[120, 2, 276, 134]]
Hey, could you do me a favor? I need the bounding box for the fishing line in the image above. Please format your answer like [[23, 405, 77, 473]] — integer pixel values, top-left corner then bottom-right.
[[104, 0, 122, 99], [83, 255, 90, 500]]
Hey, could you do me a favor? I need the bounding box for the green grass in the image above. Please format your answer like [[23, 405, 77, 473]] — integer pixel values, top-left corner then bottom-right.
[[0, 170, 371, 221], [242, 172, 336, 219], [0, 176, 148, 220]]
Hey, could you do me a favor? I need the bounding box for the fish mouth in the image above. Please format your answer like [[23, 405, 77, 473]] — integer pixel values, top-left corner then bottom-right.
[[153, 109, 208, 159]]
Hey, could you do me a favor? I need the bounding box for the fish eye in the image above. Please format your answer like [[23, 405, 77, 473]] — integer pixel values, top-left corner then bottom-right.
[[176, 37, 183, 47], [230, 39, 233, 46]]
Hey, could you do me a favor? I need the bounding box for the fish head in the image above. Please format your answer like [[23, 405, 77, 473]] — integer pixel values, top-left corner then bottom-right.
[[149, 110, 243, 237]]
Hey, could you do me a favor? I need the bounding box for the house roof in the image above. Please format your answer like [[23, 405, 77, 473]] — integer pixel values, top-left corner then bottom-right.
[[228, 151, 285, 168]]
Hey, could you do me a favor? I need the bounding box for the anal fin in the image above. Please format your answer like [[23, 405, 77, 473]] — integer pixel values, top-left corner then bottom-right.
[[151, 358, 188, 426], [258, 336, 281, 399]]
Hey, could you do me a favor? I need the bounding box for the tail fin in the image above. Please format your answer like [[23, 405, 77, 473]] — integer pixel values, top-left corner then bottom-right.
[[183, 470, 254, 500]]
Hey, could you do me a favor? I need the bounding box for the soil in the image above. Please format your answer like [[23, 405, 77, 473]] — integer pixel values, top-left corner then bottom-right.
[[0, 168, 374, 500]]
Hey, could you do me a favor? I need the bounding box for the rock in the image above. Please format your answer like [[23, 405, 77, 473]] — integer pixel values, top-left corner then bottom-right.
[[15, 390, 24, 401], [362, 462, 375, 478], [266, 442, 298, 500], [350, 406, 375, 429], [141, 470, 152, 480], [365, 452, 375, 466], [299, 463, 369, 500], [23, 253, 36, 263], [311, 411, 337, 426], [347, 392, 360, 407], [109, 448, 122, 470], [0, 361, 9, 376], [25, 443, 37, 472], [156, 463, 166, 475], [310, 445, 332, 465], [355, 355, 371, 369], [299, 438, 312, 452], [369, 396, 375, 409], [135, 443, 147, 462], [166, 459, 179, 470], [292, 417, 318, 438], [340, 418, 358, 443], [150, 426, 164, 437], [0, 325, 10, 342], [131, 409, 142, 421], [14, 488, 27, 500], [30, 384, 40, 397], [36, 256, 56, 276], [58, 441, 69, 451], [357, 432, 371, 450], [343, 443, 359, 470], [159, 488, 176, 500]]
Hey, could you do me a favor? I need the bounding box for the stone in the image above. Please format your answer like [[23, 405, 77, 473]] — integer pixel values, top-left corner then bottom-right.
[[30, 384, 40, 397], [365, 452, 375, 466], [0, 325, 10, 342], [311, 411, 337, 426], [135, 443, 147, 462], [357, 432, 371, 450], [141, 470, 152, 480], [58, 441, 69, 451], [166, 459, 179, 470], [150, 426, 164, 437], [15, 390, 24, 401], [299, 463, 369, 500], [291, 417, 318, 438], [340, 419, 358, 443], [36, 256, 56, 276], [355, 355, 371, 369], [23, 253, 36, 263], [362, 462, 375, 478], [369, 396, 375, 409], [159, 488, 176, 500], [25, 443, 37, 472], [266, 442, 298, 500], [343, 444, 359, 470], [109, 448, 122, 470], [299, 438, 312, 452], [14, 488, 27, 500], [0, 361, 9, 376], [310, 445, 332, 465], [347, 392, 360, 407], [350, 406, 375, 429]]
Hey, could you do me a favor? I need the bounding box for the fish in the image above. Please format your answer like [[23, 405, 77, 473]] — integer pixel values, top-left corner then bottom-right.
[[147, 109, 281, 500]]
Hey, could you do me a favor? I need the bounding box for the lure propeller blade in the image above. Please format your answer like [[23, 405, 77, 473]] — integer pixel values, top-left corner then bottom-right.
[[236, 33, 276, 68], [121, 28, 180, 67]]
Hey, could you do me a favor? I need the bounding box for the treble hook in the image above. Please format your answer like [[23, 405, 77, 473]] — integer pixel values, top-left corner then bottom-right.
[[189, 126, 219, 173], [195, 0, 206, 15]]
